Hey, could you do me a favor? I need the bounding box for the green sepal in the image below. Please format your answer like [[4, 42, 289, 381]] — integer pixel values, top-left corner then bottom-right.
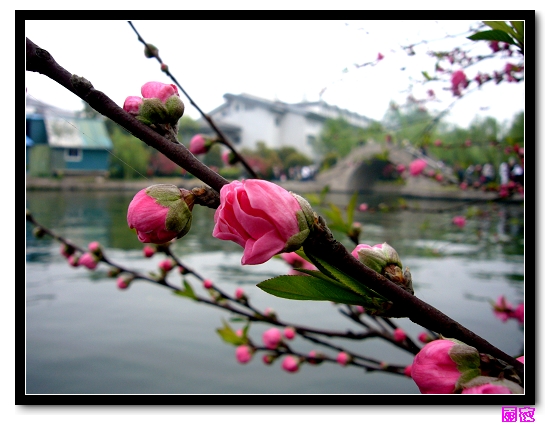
[[165, 95, 185, 124], [139, 97, 169, 124], [216, 319, 249, 346], [173, 280, 197, 300]]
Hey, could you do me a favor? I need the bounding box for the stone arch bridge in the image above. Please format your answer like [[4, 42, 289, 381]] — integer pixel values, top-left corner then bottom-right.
[[315, 141, 458, 193]]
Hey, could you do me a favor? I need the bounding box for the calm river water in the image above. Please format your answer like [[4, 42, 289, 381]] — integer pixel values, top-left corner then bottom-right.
[[25, 187, 525, 395]]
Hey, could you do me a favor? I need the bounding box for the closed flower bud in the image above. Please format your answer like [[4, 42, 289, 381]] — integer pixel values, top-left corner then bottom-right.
[[213, 180, 315, 265], [123, 82, 182, 127], [78, 252, 98, 270], [189, 134, 214, 155], [143, 246, 156, 258], [144, 43, 158, 58], [68, 254, 80, 268], [158, 259, 175, 272], [409, 159, 427, 176], [127, 184, 195, 245], [203, 279, 213, 289], [281, 355, 301, 373], [411, 338, 481, 394], [418, 332, 434, 344], [262, 327, 282, 350], [123, 96, 143, 116], [235, 345, 253, 364], [283, 327, 296, 340], [307, 350, 325, 365], [336, 351, 352, 366], [117, 274, 133, 290], [351, 242, 402, 274], [88, 241, 102, 257], [33, 226, 46, 238], [60, 243, 74, 259], [393, 328, 407, 343], [460, 376, 524, 394]]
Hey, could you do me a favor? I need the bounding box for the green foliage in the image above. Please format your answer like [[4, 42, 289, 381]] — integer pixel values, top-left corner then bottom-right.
[[177, 115, 201, 142], [314, 117, 368, 158], [108, 127, 150, 179], [173, 280, 198, 300], [216, 319, 249, 346], [468, 21, 524, 53]]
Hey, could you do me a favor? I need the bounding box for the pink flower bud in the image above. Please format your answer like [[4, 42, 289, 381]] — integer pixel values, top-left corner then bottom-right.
[[262, 327, 282, 349], [336, 351, 351, 366], [283, 327, 296, 340], [158, 259, 174, 272], [450, 70, 468, 95], [355, 305, 365, 314], [141, 81, 179, 103], [262, 354, 275, 365], [235, 287, 245, 299], [127, 184, 195, 245], [281, 355, 300, 373], [117, 275, 132, 290], [60, 244, 73, 259], [404, 364, 413, 377], [264, 307, 276, 319], [460, 182, 468, 190], [235, 329, 243, 337], [418, 332, 433, 344], [78, 252, 98, 270], [396, 164, 406, 174], [452, 216, 466, 228], [213, 180, 314, 265], [358, 203, 368, 212], [123, 96, 143, 115], [411, 339, 481, 394], [235, 345, 253, 364], [203, 279, 213, 289], [143, 246, 156, 258], [492, 295, 514, 322], [189, 134, 215, 155], [516, 356, 524, 364], [409, 159, 427, 176], [67, 254, 80, 267], [393, 328, 407, 343], [88, 241, 101, 254], [377, 52, 384, 60]]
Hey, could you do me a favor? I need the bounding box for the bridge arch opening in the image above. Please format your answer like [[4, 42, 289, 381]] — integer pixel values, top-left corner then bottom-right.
[[347, 158, 401, 192]]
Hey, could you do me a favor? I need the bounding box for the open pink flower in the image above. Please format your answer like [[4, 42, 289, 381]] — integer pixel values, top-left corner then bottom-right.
[[281, 355, 300, 373], [235, 345, 253, 364], [393, 328, 407, 343], [127, 185, 195, 245], [78, 252, 98, 270], [213, 179, 312, 265], [411, 339, 479, 394], [409, 159, 427, 176], [262, 328, 282, 350]]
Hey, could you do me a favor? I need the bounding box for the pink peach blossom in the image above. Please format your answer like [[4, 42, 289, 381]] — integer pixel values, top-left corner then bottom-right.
[[516, 356, 524, 364], [411, 339, 466, 394], [189, 134, 210, 155], [336, 351, 351, 366], [452, 216, 466, 228], [418, 332, 433, 344], [203, 279, 213, 289], [409, 159, 427, 176], [127, 185, 195, 245], [78, 252, 98, 270], [262, 328, 282, 349], [213, 179, 311, 265], [158, 259, 174, 272], [123, 96, 143, 115], [358, 203, 368, 212], [235, 287, 245, 299], [143, 246, 156, 258], [117, 276, 130, 290], [393, 328, 407, 343], [235, 345, 253, 364], [283, 327, 296, 340], [141, 81, 179, 103], [281, 355, 300, 373], [377, 52, 384, 60]]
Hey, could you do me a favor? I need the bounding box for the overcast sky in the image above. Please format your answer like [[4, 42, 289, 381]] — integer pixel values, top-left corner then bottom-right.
[[25, 20, 525, 130]]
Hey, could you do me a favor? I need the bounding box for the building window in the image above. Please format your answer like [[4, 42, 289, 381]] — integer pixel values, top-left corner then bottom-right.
[[64, 148, 82, 162], [275, 117, 281, 126], [307, 135, 316, 146]]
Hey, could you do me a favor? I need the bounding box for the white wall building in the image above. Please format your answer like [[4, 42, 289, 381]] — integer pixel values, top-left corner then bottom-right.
[[196, 93, 372, 161]]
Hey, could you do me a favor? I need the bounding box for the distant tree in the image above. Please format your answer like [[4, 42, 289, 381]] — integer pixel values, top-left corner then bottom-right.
[[315, 117, 366, 158], [108, 127, 150, 179]]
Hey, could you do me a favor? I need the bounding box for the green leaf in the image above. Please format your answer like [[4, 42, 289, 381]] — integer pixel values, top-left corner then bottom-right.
[[346, 191, 358, 226], [421, 71, 432, 81], [216, 319, 248, 346], [173, 279, 198, 300], [467, 29, 515, 45], [305, 251, 387, 300], [482, 21, 514, 34], [510, 21, 524, 44], [257, 275, 370, 305]]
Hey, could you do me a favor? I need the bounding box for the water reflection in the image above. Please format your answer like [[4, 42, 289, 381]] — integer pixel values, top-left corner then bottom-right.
[[25, 189, 524, 394]]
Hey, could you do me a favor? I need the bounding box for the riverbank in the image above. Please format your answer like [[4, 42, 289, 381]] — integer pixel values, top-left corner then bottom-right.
[[25, 176, 524, 203]]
